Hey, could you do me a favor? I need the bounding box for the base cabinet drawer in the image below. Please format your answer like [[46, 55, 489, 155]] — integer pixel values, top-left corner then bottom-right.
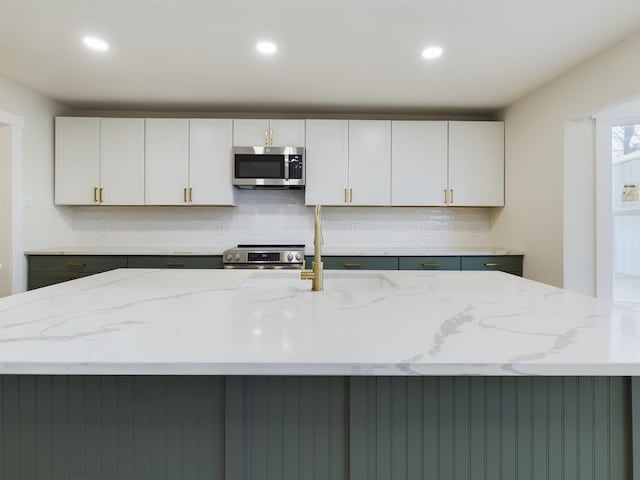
[[127, 255, 223, 269], [398, 256, 461, 270], [28, 272, 93, 290], [308, 256, 398, 270], [460, 255, 523, 276], [28, 255, 127, 273]]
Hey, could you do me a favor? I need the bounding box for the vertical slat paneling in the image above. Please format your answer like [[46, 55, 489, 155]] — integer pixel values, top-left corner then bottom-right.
[[348, 376, 631, 480], [563, 377, 579, 480], [469, 377, 486, 480], [531, 377, 548, 480], [500, 377, 517, 480], [617, 376, 633, 480], [516, 377, 532, 480], [453, 377, 470, 480], [547, 377, 563, 479], [439, 377, 454, 480], [226, 376, 347, 480], [485, 377, 501, 480], [0, 375, 633, 480]]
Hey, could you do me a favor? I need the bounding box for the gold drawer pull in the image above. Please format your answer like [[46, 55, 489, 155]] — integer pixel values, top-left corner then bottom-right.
[[443, 189, 447, 204], [183, 188, 187, 203], [343, 263, 361, 268], [484, 262, 500, 267], [422, 262, 440, 267], [99, 187, 104, 203], [67, 262, 87, 268], [189, 187, 193, 202], [93, 187, 98, 203], [166, 262, 185, 268], [450, 189, 454, 203]]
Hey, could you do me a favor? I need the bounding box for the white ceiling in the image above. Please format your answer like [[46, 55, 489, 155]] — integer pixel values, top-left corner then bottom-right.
[[2, 0, 640, 113]]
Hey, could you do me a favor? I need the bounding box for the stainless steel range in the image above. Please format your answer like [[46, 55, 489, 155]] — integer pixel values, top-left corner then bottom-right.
[[222, 244, 305, 269]]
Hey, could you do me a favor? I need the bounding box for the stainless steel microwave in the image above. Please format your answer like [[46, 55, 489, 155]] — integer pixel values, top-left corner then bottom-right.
[[232, 146, 305, 189]]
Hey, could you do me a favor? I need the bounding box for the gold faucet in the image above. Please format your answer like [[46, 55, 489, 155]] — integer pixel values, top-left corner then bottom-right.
[[301, 205, 323, 291]]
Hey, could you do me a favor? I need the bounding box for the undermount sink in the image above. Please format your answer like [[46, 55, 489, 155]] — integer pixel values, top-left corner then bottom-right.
[[240, 272, 397, 290]]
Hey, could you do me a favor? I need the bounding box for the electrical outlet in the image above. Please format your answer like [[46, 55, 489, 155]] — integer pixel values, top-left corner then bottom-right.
[[351, 223, 360, 235], [99, 223, 109, 237], [22, 197, 32, 210]]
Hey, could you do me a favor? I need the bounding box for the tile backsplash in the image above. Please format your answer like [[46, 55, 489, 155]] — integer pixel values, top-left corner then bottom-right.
[[69, 190, 493, 248]]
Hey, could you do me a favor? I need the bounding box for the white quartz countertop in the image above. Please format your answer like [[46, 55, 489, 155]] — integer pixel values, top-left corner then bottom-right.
[[1, 268, 638, 376], [24, 246, 524, 256]]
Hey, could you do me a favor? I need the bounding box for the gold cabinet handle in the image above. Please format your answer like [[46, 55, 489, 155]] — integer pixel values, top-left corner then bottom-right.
[[422, 262, 440, 267], [93, 187, 98, 203], [484, 262, 500, 267], [67, 262, 87, 268], [183, 188, 187, 203], [344, 188, 348, 203], [166, 262, 185, 268], [343, 263, 361, 268], [450, 189, 454, 204], [99, 187, 104, 203], [189, 187, 193, 203], [264, 129, 268, 145], [269, 129, 274, 145], [349, 188, 353, 203], [443, 189, 447, 204]]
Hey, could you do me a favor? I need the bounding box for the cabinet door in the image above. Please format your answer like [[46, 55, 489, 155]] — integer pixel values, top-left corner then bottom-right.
[[100, 118, 145, 205], [448, 121, 504, 206], [189, 119, 234, 205], [348, 120, 391, 206], [54, 117, 100, 205], [145, 119, 189, 205], [269, 120, 305, 146], [391, 121, 448, 206], [305, 120, 349, 206], [233, 119, 270, 146]]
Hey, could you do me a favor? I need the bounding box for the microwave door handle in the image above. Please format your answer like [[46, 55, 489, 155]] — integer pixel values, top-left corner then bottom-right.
[[283, 155, 290, 180]]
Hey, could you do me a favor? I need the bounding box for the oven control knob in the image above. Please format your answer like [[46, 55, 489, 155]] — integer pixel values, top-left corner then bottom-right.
[[234, 254, 241, 261], [287, 253, 294, 262], [226, 253, 233, 261], [295, 253, 301, 261]]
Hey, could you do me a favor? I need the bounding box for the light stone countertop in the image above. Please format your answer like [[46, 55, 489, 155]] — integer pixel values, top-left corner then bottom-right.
[[24, 246, 524, 256], [0, 268, 637, 376]]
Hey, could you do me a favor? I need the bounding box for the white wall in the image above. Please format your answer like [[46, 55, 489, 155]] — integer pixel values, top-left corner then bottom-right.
[[0, 125, 10, 296], [0, 76, 72, 250], [493, 30, 640, 288], [71, 190, 494, 249]]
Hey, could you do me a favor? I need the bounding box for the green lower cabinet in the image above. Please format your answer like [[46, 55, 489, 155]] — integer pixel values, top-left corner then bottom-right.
[[0, 375, 634, 480], [398, 256, 461, 270], [128, 255, 223, 269], [310, 256, 399, 270]]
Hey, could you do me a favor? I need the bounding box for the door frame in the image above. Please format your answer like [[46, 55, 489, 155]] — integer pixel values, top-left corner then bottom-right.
[[0, 109, 25, 294]]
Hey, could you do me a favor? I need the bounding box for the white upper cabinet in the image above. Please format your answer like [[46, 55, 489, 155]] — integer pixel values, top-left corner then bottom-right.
[[391, 121, 448, 206], [348, 120, 391, 206], [448, 121, 504, 206], [55, 117, 144, 205], [55, 117, 100, 205], [305, 120, 391, 206], [145, 119, 190, 205], [99, 118, 145, 205], [305, 120, 349, 206], [233, 119, 305, 146], [268, 120, 305, 146], [189, 119, 234, 206]]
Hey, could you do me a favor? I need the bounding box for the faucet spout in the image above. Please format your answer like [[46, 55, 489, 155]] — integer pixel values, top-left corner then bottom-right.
[[301, 205, 323, 291]]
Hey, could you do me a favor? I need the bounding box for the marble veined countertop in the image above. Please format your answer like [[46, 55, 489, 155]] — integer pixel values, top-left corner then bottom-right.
[[24, 246, 524, 256], [0, 268, 637, 376]]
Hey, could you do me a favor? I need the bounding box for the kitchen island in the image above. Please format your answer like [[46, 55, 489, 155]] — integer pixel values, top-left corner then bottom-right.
[[0, 269, 639, 479]]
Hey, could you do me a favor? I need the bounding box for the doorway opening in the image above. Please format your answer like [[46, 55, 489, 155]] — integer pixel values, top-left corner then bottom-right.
[[611, 122, 640, 309], [0, 122, 11, 297]]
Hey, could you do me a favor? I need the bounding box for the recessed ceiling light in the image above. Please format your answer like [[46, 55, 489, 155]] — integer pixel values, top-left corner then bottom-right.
[[256, 41, 277, 55], [82, 36, 109, 52], [421, 46, 443, 60]]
